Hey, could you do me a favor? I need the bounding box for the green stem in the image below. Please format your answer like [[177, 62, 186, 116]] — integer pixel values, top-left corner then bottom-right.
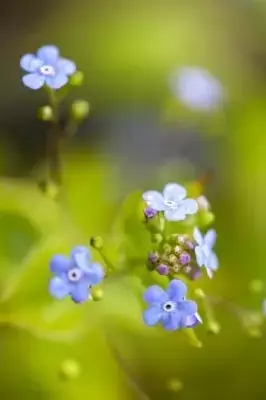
[[97, 249, 117, 275], [46, 88, 63, 187]]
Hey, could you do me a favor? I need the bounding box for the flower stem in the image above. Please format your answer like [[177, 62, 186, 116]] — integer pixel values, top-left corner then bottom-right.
[[194, 288, 221, 334], [97, 249, 117, 275], [46, 87, 63, 187]]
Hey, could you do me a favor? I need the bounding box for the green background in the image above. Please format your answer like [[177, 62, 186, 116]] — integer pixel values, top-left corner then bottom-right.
[[1, 0, 266, 399]]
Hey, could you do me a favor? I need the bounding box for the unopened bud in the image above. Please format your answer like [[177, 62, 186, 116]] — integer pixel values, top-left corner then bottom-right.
[[69, 71, 84, 86], [90, 236, 104, 250], [38, 105, 53, 121], [151, 233, 163, 244], [59, 359, 81, 380], [91, 287, 104, 301], [71, 100, 90, 121]]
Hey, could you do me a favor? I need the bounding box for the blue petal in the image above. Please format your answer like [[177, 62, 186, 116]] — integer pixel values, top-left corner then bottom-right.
[[193, 227, 203, 245], [143, 285, 168, 305], [206, 251, 219, 271], [37, 45, 59, 63], [143, 306, 162, 326], [20, 54, 43, 72], [71, 246, 91, 270], [185, 312, 202, 328], [45, 73, 68, 89], [195, 246, 205, 267], [163, 183, 187, 202], [180, 300, 198, 316], [204, 229, 217, 249], [58, 58, 76, 76], [22, 73, 45, 90], [142, 190, 166, 211], [49, 255, 71, 275], [161, 311, 182, 331], [86, 262, 105, 285], [166, 279, 187, 302], [164, 209, 186, 221], [70, 283, 90, 303], [178, 199, 198, 215], [49, 276, 69, 299]]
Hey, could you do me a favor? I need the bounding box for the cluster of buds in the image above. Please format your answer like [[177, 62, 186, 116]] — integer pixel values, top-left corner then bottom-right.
[[147, 234, 202, 281]]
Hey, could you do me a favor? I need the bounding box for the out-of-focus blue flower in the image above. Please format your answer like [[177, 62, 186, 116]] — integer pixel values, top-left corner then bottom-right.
[[170, 66, 224, 111], [193, 228, 218, 278], [143, 279, 199, 330], [49, 246, 104, 303], [20, 45, 76, 90], [142, 183, 198, 221]]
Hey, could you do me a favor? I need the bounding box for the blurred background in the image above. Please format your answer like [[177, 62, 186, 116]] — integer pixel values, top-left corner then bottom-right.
[[1, 0, 266, 398]]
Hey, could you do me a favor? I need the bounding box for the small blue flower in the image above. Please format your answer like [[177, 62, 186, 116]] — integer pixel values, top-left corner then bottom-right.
[[20, 45, 76, 90], [193, 227, 219, 278], [49, 245, 104, 303], [142, 183, 198, 221], [170, 66, 224, 111], [143, 279, 199, 331]]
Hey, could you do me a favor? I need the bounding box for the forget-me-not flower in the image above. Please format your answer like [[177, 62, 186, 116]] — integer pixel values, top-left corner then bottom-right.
[[49, 246, 104, 303], [20, 45, 76, 90], [143, 279, 200, 331], [170, 66, 224, 111], [193, 227, 219, 278], [142, 183, 198, 221]]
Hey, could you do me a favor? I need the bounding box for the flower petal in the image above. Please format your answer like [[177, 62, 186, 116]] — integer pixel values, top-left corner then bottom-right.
[[22, 73, 45, 90], [180, 300, 198, 316], [70, 283, 90, 303], [86, 262, 105, 285], [45, 73, 68, 89], [178, 198, 198, 215], [20, 54, 43, 72], [204, 229, 217, 249], [142, 190, 166, 211], [193, 227, 203, 245], [49, 276, 69, 299], [195, 246, 205, 267], [185, 312, 202, 327], [161, 311, 182, 330], [58, 58, 76, 76], [206, 251, 219, 271], [71, 246, 91, 270], [167, 279, 187, 302], [143, 306, 162, 326], [164, 209, 186, 221], [143, 285, 168, 304], [50, 255, 71, 275], [37, 45, 59, 63], [163, 183, 186, 202]]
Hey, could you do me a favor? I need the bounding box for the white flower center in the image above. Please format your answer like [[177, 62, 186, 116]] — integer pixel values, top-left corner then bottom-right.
[[164, 200, 177, 209], [162, 301, 176, 313], [67, 268, 83, 282], [39, 64, 55, 76]]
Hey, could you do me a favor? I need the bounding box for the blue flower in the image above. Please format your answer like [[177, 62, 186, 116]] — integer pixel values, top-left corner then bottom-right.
[[193, 227, 219, 278], [20, 45, 76, 90], [143, 279, 200, 331], [142, 183, 198, 221], [49, 246, 104, 303], [170, 66, 224, 111]]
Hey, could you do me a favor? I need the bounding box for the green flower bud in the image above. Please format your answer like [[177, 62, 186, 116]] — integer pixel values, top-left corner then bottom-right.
[[59, 359, 81, 380], [199, 211, 215, 227], [249, 279, 264, 294], [151, 233, 163, 244], [90, 236, 104, 250], [167, 379, 183, 392], [207, 321, 221, 335], [162, 244, 172, 254], [38, 105, 53, 121], [69, 71, 84, 86], [194, 288, 206, 299], [91, 286, 104, 301], [71, 100, 90, 121]]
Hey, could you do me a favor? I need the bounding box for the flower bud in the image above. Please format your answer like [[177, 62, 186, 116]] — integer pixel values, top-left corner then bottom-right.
[[249, 279, 264, 294], [179, 252, 191, 265], [196, 195, 210, 211], [69, 71, 84, 86], [59, 359, 81, 380], [144, 207, 157, 219], [91, 287, 104, 301], [71, 99, 90, 121], [38, 105, 53, 121], [151, 233, 163, 244], [90, 236, 104, 250], [162, 244, 172, 254], [173, 245, 182, 255], [199, 211, 215, 226], [148, 252, 159, 264], [156, 264, 169, 275], [168, 254, 178, 265]]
